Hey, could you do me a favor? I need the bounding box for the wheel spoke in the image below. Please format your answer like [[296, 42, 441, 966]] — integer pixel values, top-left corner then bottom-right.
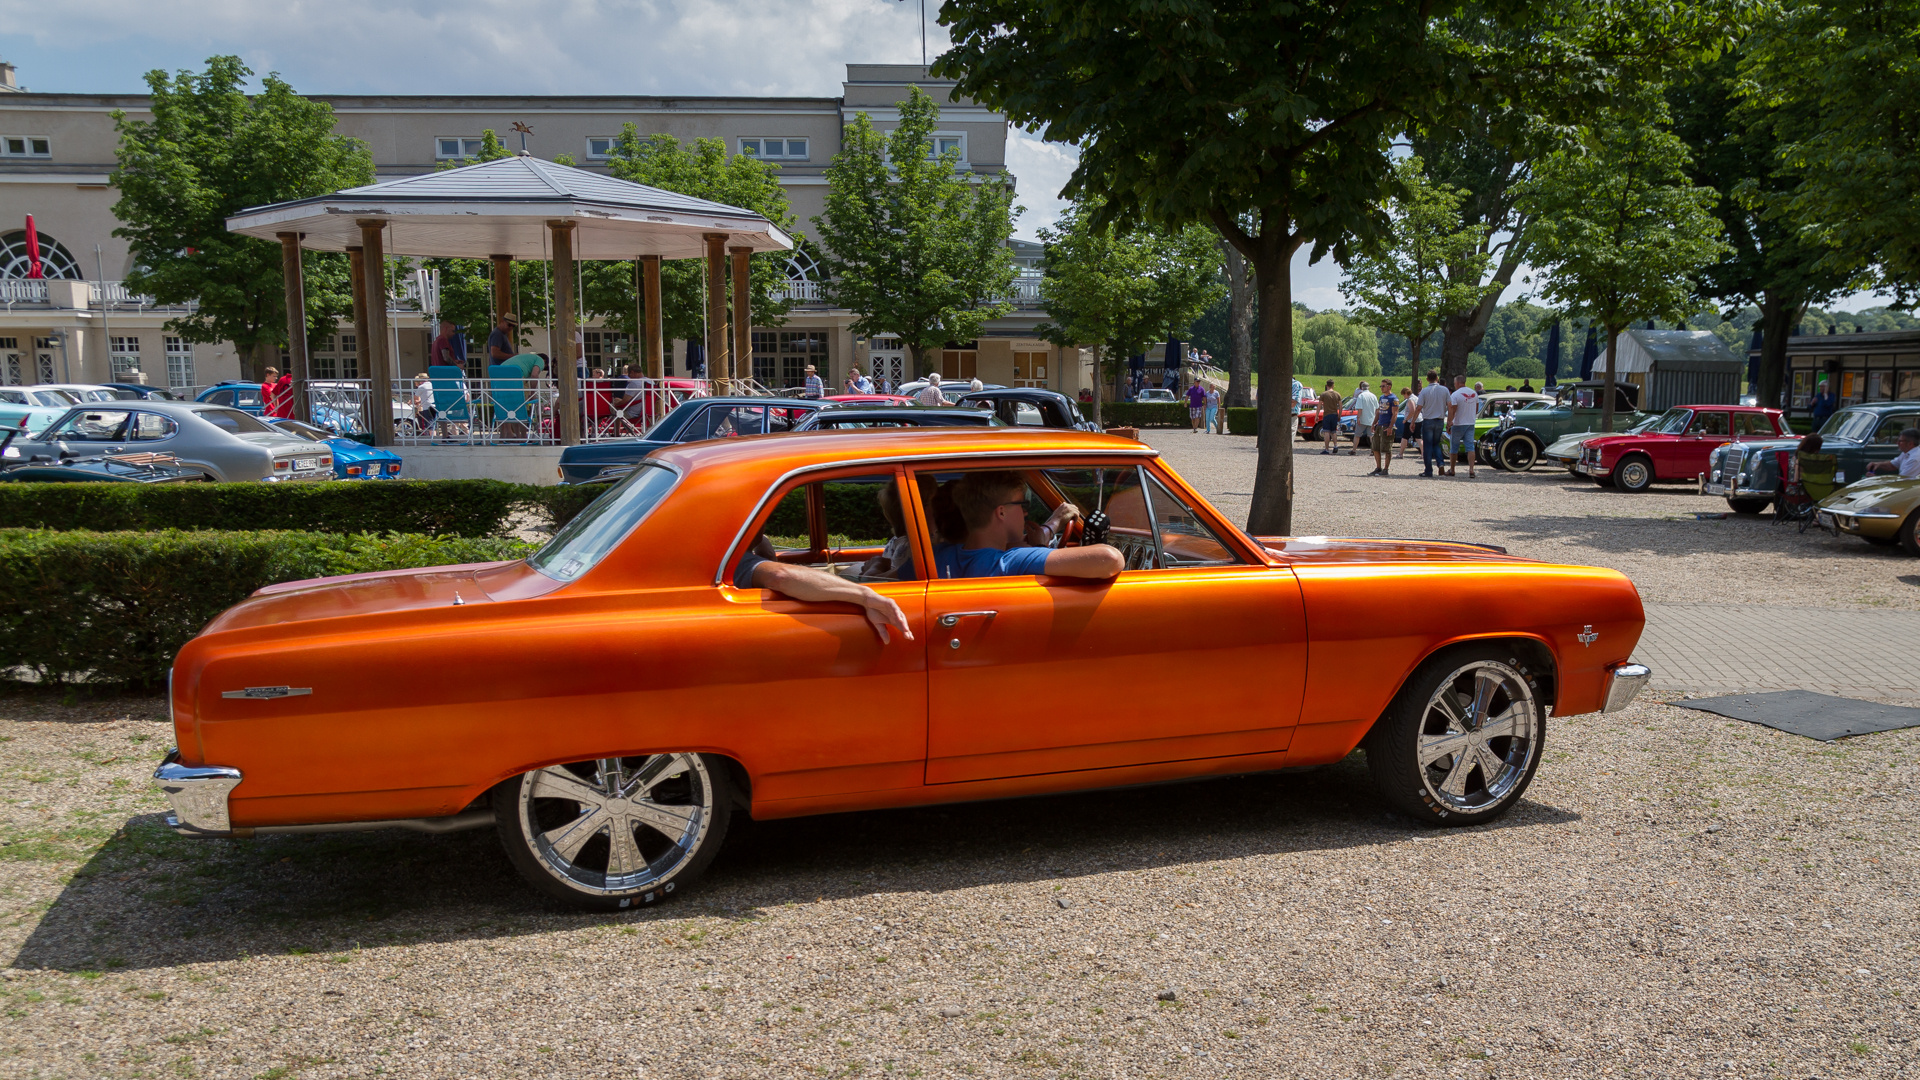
[[1418, 729, 1474, 768], [531, 766, 609, 808], [1469, 673, 1499, 729], [1473, 742, 1509, 786], [627, 753, 689, 799], [1479, 703, 1528, 741], [1440, 750, 1477, 798], [628, 799, 699, 842], [1429, 691, 1468, 732], [541, 807, 608, 862], [604, 818, 647, 877]]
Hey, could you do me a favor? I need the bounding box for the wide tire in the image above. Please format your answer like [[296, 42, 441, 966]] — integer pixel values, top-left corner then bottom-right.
[[1728, 497, 1772, 515], [1900, 507, 1920, 557], [1366, 645, 1547, 826], [1614, 453, 1655, 493], [1496, 434, 1539, 472], [495, 753, 733, 911]]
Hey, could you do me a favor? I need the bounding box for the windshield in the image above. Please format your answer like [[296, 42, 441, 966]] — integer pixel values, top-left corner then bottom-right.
[[529, 463, 679, 582], [1626, 413, 1662, 434], [197, 408, 275, 435], [274, 419, 331, 442], [31, 389, 76, 407], [1652, 408, 1693, 435], [1817, 410, 1877, 442]]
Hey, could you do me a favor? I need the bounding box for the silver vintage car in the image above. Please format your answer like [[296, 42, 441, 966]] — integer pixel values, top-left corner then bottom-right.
[[3, 401, 333, 482]]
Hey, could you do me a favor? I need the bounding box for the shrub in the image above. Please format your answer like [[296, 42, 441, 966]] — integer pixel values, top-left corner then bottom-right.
[[1097, 402, 1190, 428], [0, 529, 536, 688], [1227, 407, 1259, 436], [0, 480, 531, 538]]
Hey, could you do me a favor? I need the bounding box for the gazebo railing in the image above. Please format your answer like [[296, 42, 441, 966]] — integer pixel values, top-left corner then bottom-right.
[[302, 378, 751, 446]]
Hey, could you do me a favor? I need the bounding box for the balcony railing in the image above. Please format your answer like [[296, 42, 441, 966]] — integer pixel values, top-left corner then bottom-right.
[[91, 281, 199, 313], [0, 279, 48, 304], [774, 272, 1046, 310]]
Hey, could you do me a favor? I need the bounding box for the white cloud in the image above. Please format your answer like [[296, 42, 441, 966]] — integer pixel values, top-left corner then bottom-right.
[[1005, 130, 1077, 241]]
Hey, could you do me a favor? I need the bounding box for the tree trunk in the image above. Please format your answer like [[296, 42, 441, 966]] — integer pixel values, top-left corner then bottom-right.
[[908, 341, 930, 380], [1438, 218, 1529, 385], [1221, 238, 1255, 408], [1755, 295, 1800, 411], [1600, 323, 1621, 433], [1246, 232, 1300, 536], [246, 340, 272, 383]]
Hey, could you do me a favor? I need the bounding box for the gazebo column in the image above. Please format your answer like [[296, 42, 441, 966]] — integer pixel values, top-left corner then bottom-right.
[[347, 246, 374, 436], [277, 232, 312, 424], [490, 254, 513, 368], [548, 220, 581, 446], [639, 255, 664, 379], [704, 234, 728, 387], [357, 220, 394, 448], [730, 245, 752, 389]]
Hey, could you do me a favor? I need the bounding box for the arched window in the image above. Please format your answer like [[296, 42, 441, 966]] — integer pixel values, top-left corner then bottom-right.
[[0, 230, 83, 279], [783, 247, 821, 282]]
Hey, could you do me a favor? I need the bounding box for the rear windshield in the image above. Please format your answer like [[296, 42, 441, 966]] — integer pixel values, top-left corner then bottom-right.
[[197, 408, 275, 435], [529, 463, 679, 582]]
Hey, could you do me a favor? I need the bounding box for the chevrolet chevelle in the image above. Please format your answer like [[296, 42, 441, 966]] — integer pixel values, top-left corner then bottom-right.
[[156, 429, 1650, 910]]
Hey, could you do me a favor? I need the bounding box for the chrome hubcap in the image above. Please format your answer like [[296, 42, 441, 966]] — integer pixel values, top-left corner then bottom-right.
[[1417, 661, 1539, 813], [519, 754, 712, 895], [1621, 461, 1648, 487]]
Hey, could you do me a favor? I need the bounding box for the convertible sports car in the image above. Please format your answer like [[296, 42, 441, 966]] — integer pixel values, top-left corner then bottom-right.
[[155, 429, 1650, 910]]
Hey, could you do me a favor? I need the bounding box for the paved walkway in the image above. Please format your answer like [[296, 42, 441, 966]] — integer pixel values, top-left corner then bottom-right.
[[1636, 603, 1920, 704]]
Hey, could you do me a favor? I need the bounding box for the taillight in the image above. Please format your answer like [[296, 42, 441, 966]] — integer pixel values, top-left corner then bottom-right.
[[346, 465, 363, 476], [318, 456, 332, 467], [273, 459, 291, 470]]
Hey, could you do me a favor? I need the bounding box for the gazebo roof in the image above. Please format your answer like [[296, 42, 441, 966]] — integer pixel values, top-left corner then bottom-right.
[[225, 155, 793, 261]]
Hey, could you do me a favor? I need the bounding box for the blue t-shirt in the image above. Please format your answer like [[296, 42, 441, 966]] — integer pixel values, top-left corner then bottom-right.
[[932, 543, 1053, 579]]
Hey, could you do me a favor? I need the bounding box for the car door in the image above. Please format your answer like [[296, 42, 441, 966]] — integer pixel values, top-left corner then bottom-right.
[[1867, 412, 1920, 471], [1669, 409, 1727, 477], [921, 462, 1308, 784]]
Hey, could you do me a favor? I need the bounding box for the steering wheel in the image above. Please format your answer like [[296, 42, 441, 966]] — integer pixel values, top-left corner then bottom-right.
[[1052, 517, 1083, 549]]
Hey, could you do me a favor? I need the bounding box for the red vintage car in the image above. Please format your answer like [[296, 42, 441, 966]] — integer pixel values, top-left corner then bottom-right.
[[1296, 395, 1361, 440], [1573, 405, 1792, 492]]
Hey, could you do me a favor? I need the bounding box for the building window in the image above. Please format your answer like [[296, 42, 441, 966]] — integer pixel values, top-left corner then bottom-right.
[[740, 138, 809, 161], [33, 339, 56, 382], [0, 136, 50, 158], [1, 337, 18, 386], [435, 137, 489, 160], [751, 330, 828, 388], [165, 338, 195, 389], [586, 137, 617, 159], [312, 334, 358, 380], [582, 331, 630, 374], [109, 336, 141, 381], [0, 230, 82, 279], [930, 133, 964, 160]]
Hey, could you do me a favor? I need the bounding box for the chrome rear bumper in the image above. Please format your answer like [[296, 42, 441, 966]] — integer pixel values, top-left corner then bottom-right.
[[1603, 662, 1653, 712]]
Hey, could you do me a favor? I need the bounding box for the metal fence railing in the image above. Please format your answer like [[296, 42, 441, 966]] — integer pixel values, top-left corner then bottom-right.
[[300, 377, 758, 445]]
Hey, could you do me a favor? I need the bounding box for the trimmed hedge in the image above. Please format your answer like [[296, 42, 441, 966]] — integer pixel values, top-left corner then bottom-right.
[[0, 529, 535, 688], [1227, 407, 1258, 436], [1095, 402, 1190, 428], [0, 480, 532, 538]]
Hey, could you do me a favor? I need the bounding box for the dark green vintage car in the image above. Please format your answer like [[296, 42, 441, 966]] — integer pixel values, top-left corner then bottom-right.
[[1485, 381, 1654, 472], [1811, 404, 1920, 486], [0, 426, 201, 484]]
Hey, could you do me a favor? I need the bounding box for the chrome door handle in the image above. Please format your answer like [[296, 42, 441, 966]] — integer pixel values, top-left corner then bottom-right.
[[937, 610, 998, 627]]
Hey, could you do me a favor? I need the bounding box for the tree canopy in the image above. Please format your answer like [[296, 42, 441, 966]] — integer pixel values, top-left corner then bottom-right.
[[1343, 158, 1489, 378], [111, 56, 373, 377], [812, 88, 1018, 377]]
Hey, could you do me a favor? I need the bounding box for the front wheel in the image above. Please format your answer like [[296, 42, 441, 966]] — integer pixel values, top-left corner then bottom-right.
[[1497, 435, 1539, 472], [1614, 454, 1655, 493], [495, 753, 733, 911], [1366, 647, 1546, 825]]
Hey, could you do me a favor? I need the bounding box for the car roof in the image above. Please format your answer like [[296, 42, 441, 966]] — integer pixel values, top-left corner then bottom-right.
[[1837, 402, 1920, 413], [686, 396, 820, 407], [958, 387, 1072, 401], [654, 426, 1151, 476], [815, 406, 993, 420]]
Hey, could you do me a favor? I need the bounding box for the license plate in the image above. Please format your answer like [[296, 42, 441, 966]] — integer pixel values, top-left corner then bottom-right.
[[1816, 511, 1835, 530], [1704, 482, 1728, 496], [1573, 462, 1592, 475]]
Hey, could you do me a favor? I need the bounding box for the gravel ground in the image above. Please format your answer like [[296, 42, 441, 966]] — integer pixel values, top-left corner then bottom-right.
[[1, 432, 1915, 1079]]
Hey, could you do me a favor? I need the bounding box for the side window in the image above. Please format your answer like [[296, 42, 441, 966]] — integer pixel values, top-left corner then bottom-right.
[[1143, 472, 1243, 567], [1688, 411, 1729, 436], [54, 410, 134, 441], [1731, 412, 1769, 437], [205, 389, 234, 406], [129, 412, 178, 441], [1037, 466, 1158, 571], [1873, 415, 1918, 444], [737, 473, 907, 586]]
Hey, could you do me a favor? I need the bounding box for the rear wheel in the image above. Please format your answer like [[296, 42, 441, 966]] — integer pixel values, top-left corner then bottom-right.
[[495, 753, 732, 911], [1614, 453, 1655, 493], [1497, 435, 1539, 472], [1728, 497, 1772, 515], [1366, 646, 1547, 826]]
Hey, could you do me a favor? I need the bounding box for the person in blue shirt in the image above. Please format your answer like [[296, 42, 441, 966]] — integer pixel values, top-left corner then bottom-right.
[[1809, 379, 1838, 426], [932, 472, 1125, 580]]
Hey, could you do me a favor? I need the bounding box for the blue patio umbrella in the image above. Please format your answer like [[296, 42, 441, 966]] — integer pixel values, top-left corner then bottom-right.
[[1747, 328, 1763, 394], [1542, 320, 1562, 387], [1578, 327, 1598, 380], [1163, 337, 1184, 387], [685, 341, 705, 377]]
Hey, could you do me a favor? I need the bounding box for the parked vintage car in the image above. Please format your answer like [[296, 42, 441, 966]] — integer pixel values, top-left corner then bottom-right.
[[199, 379, 399, 435], [102, 382, 184, 401], [1135, 387, 1179, 404], [153, 428, 1651, 910], [10, 401, 332, 482], [793, 406, 1001, 431], [821, 394, 914, 407], [0, 425, 202, 483], [897, 379, 1010, 404], [1807, 403, 1920, 488], [0, 386, 79, 435], [1469, 393, 1556, 461], [268, 418, 404, 479], [43, 383, 122, 403], [955, 387, 1101, 431], [1817, 475, 1920, 554], [557, 396, 824, 484], [1704, 438, 1804, 514], [1296, 394, 1359, 440], [1540, 412, 1664, 472], [1572, 405, 1792, 492], [1486, 381, 1653, 472]]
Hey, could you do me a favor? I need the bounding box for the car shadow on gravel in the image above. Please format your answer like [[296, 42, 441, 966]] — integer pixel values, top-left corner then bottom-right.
[[13, 755, 1576, 974]]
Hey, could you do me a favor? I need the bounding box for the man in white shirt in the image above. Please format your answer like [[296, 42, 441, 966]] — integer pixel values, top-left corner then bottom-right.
[[1447, 376, 1481, 478], [1349, 381, 1378, 457], [1416, 371, 1452, 477], [1867, 427, 1920, 478], [914, 373, 948, 407]]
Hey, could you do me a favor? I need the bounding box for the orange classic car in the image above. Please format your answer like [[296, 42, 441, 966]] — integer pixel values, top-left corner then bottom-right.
[[155, 428, 1650, 910]]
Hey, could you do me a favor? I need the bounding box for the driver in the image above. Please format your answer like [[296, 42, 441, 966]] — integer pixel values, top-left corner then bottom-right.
[[933, 471, 1124, 579]]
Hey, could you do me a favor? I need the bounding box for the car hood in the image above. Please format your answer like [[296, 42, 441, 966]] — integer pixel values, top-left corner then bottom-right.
[[1820, 475, 1920, 511], [324, 437, 399, 461], [1256, 535, 1522, 564], [202, 560, 562, 635]]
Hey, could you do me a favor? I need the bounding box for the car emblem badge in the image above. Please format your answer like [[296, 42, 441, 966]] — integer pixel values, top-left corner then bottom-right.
[[220, 686, 313, 700], [1577, 626, 1598, 648]]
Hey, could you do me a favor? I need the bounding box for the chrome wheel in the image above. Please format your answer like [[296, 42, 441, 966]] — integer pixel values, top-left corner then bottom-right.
[[1616, 455, 1653, 492], [503, 753, 725, 907], [1415, 661, 1541, 815]]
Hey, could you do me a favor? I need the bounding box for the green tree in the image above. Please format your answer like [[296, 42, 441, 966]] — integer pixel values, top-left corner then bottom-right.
[[1740, 0, 1920, 300], [1343, 159, 1489, 379], [111, 56, 373, 378], [1295, 311, 1381, 377], [1524, 103, 1731, 431], [1035, 198, 1223, 425], [813, 88, 1018, 377]]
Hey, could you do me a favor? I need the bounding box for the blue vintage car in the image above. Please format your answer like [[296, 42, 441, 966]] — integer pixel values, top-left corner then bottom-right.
[[557, 396, 824, 484], [0, 386, 79, 435], [268, 418, 404, 479]]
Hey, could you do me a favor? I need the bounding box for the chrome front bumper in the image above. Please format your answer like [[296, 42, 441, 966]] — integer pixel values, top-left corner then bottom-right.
[[1603, 662, 1652, 713], [1703, 480, 1775, 498], [153, 749, 243, 835]]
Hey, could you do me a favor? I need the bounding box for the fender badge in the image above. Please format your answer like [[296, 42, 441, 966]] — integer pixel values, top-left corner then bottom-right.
[[1577, 626, 1598, 647], [221, 686, 313, 700]]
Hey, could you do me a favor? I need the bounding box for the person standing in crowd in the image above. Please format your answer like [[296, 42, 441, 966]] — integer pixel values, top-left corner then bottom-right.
[[803, 364, 826, 399], [914, 373, 948, 407], [1205, 383, 1222, 435], [487, 313, 518, 367], [1810, 378, 1838, 426], [1319, 380, 1343, 454], [1350, 380, 1378, 457], [260, 366, 289, 419], [1399, 383, 1418, 460], [1417, 370, 1451, 477], [1370, 382, 1397, 475], [1447, 375, 1480, 478], [430, 320, 461, 370], [412, 373, 437, 434], [1186, 379, 1208, 432]]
